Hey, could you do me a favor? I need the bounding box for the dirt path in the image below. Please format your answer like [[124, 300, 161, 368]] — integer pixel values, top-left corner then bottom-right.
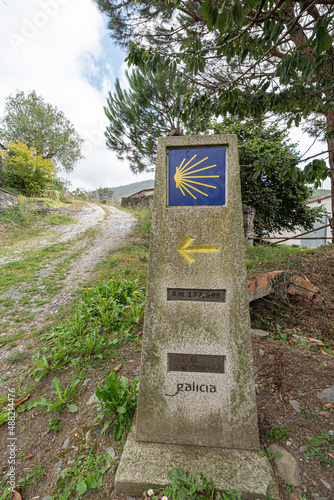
[[0, 204, 137, 386], [0, 203, 107, 266]]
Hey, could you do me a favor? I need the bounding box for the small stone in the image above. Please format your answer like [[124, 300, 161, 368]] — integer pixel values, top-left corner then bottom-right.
[[43, 496, 51, 500], [259, 349, 265, 356], [85, 429, 92, 445], [83, 378, 90, 387], [38, 285, 46, 290], [329, 430, 334, 435], [259, 413, 264, 424], [87, 393, 99, 405], [55, 459, 63, 475], [269, 444, 301, 486], [94, 427, 102, 436], [106, 447, 116, 463], [299, 445, 306, 453], [320, 478, 331, 490], [317, 386, 334, 403], [289, 400, 301, 413], [62, 436, 70, 449], [252, 329, 270, 338], [286, 440, 292, 446]]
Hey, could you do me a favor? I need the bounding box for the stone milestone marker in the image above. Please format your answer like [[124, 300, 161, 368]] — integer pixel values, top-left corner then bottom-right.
[[115, 135, 279, 499]]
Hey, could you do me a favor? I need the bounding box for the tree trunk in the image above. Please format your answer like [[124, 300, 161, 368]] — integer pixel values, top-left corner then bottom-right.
[[326, 110, 334, 242]]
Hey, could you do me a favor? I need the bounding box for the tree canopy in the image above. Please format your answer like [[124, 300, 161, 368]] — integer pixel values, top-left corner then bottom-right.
[[214, 119, 323, 235], [0, 90, 84, 173], [95, 0, 334, 214], [0, 140, 57, 196], [104, 67, 209, 173]]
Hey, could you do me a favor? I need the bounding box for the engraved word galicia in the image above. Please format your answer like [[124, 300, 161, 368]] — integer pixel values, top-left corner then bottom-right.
[[166, 381, 217, 397]]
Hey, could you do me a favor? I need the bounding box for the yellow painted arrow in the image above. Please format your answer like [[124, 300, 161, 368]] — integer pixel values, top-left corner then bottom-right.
[[177, 235, 220, 264]]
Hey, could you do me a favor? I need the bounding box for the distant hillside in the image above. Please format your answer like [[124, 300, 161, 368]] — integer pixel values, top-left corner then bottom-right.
[[110, 180, 154, 200], [310, 188, 331, 199]]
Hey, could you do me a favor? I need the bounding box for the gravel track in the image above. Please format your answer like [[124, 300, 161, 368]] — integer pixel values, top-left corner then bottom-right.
[[0, 204, 137, 383]]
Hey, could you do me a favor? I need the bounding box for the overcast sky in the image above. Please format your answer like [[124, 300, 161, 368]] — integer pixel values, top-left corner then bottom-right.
[[0, 0, 330, 191]]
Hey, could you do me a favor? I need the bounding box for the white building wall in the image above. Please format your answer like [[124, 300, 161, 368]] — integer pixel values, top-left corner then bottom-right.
[[268, 195, 331, 247]]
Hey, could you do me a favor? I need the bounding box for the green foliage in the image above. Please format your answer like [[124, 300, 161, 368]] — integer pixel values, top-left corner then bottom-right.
[[257, 448, 283, 461], [96, 186, 114, 201], [0, 90, 83, 173], [30, 278, 145, 380], [213, 119, 325, 236], [95, 370, 138, 441], [46, 417, 63, 433], [300, 407, 315, 422], [159, 467, 242, 500], [49, 451, 115, 500], [19, 376, 80, 414], [265, 424, 294, 442], [104, 66, 209, 173], [17, 458, 45, 489], [304, 429, 334, 466], [95, 0, 334, 188], [1, 140, 56, 196]]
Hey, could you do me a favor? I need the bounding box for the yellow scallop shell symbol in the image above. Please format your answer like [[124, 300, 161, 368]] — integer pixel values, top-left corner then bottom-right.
[[174, 154, 219, 200]]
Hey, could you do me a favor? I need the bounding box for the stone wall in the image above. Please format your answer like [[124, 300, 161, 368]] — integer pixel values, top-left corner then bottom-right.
[[122, 194, 154, 209], [0, 188, 18, 209]]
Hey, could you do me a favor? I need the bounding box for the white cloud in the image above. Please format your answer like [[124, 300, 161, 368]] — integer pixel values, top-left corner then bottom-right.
[[0, 0, 154, 190]]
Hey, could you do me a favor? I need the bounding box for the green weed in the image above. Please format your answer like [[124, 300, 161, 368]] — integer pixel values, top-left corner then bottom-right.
[[300, 407, 315, 422], [46, 417, 63, 433], [304, 429, 334, 466], [16, 457, 45, 489], [49, 450, 115, 500], [158, 467, 242, 500], [30, 278, 145, 380], [265, 424, 294, 442], [95, 370, 138, 441]]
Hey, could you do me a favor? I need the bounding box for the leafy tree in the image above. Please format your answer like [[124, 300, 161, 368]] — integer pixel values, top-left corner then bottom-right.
[[0, 90, 83, 173], [96, 186, 114, 200], [0, 140, 57, 196], [94, 0, 334, 226], [214, 119, 324, 236], [104, 66, 209, 173]]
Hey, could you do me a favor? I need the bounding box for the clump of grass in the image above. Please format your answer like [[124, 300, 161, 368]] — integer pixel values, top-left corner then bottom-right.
[[6, 349, 29, 366], [31, 277, 146, 380], [0, 204, 35, 228], [246, 243, 308, 269]]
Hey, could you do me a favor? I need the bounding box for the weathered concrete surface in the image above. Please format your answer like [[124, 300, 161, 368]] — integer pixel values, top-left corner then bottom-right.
[[135, 134, 259, 450], [115, 423, 280, 499]]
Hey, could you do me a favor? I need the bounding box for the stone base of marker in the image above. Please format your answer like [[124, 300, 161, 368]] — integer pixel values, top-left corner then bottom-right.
[[114, 423, 280, 500]]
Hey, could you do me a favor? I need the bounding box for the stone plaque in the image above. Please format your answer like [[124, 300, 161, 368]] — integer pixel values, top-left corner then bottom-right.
[[167, 288, 226, 302], [168, 353, 225, 373]]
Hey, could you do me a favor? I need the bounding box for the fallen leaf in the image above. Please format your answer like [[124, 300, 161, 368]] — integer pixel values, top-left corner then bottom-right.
[[0, 342, 8, 349], [14, 491, 22, 500], [321, 350, 330, 356], [324, 403, 334, 410], [24, 453, 33, 459], [14, 394, 30, 409], [137, 330, 143, 336], [327, 452, 334, 459], [114, 363, 123, 373]]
